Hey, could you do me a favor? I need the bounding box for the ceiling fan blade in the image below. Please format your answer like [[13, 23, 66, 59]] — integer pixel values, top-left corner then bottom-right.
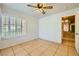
[[43, 6, 53, 9], [39, 9, 45, 14], [27, 5, 37, 8], [42, 9, 45, 14]]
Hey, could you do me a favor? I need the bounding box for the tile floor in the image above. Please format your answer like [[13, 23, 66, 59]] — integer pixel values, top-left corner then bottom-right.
[[0, 39, 78, 56]]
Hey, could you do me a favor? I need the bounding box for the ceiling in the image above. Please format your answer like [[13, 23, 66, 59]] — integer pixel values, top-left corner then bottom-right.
[[2, 3, 79, 19]]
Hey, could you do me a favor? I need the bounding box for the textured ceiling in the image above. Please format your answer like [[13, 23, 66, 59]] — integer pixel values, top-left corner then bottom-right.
[[2, 3, 79, 19]]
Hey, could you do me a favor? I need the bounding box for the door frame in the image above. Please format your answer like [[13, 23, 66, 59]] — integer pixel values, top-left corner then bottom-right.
[[61, 15, 75, 43]]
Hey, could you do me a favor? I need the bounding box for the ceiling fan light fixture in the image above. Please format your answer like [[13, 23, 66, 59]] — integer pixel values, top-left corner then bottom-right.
[[37, 3, 43, 9]]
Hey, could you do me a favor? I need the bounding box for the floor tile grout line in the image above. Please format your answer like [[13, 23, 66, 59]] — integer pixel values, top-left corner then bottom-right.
[[40, 48, 49, 55], [22, 47, 31, 56], [67, 46, 69, 56], [22, 44, 44, 56], [11, 47, 15, 56], [12, 46, 30, 56], [24, 43, 48, 54], [23, 43, 52, 56], [68, 47, 79, 56], [40, 44, 55, 56], [22, 44, 39, 54], [40, 46, 51, 56], [27, 45, 43, 55], [74, 47, 79, 55], [53, 45, 60, 56], [63, 44, 75, 48]]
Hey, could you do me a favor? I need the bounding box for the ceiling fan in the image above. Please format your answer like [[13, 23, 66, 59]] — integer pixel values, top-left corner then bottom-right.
[[27, 3, 53, 14]]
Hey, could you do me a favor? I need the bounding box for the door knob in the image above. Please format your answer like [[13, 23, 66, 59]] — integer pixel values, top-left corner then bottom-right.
[[76, 33, 79, 35]]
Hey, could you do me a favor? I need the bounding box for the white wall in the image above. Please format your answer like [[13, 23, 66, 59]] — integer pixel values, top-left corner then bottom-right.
[[39, 8, 79, 44], [39, 14, 61, 43], [0, 6, 39, 49]]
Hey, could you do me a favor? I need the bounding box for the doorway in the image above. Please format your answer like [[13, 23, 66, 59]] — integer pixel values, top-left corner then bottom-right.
[[62, 15, 75, 47]]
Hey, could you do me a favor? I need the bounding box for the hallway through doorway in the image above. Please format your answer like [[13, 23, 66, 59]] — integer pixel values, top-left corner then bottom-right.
[[62, 15, 75, 47]]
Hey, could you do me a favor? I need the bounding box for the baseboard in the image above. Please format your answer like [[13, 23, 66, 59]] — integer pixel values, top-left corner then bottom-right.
[[0, 38, 38, 49], [38, 38, 61, 45], [0, 38, 61, 49]]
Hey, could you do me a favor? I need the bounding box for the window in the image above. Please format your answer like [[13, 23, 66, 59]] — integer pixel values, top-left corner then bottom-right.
[[0, 14, 25, 39]]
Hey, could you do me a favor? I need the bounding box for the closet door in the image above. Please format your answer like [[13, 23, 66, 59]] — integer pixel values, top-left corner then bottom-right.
[[75, 13, 79, 54], [0, 14, 2, 40]]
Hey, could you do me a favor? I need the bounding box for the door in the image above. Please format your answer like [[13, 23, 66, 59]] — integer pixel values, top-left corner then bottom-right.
[[75, 13, 79, 54]]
